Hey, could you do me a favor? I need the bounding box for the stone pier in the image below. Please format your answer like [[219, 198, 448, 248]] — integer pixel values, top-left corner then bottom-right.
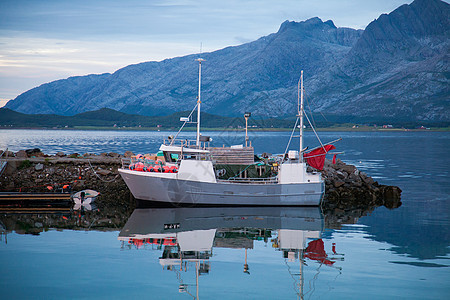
[[0, 149, 401, 210]]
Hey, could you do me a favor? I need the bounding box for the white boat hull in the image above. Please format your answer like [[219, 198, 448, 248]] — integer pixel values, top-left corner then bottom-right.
[[119, 206, 323, 239], [119, 169, 324, 206]]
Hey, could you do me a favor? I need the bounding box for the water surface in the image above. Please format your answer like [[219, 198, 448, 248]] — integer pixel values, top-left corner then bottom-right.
[[0, 130, 449, 299]]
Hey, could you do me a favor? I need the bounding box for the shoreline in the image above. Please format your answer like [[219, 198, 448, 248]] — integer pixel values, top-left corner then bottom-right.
[[0, 126, 448, 132]]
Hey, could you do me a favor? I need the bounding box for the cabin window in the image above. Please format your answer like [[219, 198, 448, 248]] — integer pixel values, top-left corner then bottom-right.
[[163, 152, 179, 163], [183, 155, 197, 160]]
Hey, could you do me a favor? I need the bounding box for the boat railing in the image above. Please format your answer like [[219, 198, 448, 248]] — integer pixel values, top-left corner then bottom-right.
[[180, 152, 213, 161], [122, 154, 213, 169], [122, 157, 167, 168], [218, 176, 278, 184], [0, 148, 8, 176], [163, 138, 211, 150]]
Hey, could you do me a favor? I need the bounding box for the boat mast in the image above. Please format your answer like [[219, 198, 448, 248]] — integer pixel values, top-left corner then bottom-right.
[[196, 58, 204, 148], [298, 70, 304, 162]]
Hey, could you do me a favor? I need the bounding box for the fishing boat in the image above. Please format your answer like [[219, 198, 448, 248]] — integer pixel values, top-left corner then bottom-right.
[[118, 59, 336, 206]]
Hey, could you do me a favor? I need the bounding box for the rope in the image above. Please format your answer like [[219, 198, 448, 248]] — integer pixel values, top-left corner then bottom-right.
[[171, 103, 199, 145], [303, 111, 325, 149], [304, 138, 342, 155], [174, 267, 195, 299], [283, 117, 299, 158], [87, 216, 99, 231], [304, 263, 322, 300], [304, 87, 329, 124], [284, 258, 302, 297], [304, 92, 318, 129], [88, 160, 120, 183]]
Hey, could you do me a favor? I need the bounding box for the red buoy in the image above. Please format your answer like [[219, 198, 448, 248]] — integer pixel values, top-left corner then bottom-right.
[[135, 162, 144, 171]]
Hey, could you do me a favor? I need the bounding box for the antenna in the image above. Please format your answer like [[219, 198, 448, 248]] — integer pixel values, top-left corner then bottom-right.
[[299, 70, 304, 162], [195, 55, 205, 147]]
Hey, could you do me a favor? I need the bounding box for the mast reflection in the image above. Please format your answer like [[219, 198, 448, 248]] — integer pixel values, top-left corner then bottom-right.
[[119, 207, 342, 299]]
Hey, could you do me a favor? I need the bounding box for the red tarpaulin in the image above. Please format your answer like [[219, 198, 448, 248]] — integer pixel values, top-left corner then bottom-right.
[[303, 144, 336, 170]]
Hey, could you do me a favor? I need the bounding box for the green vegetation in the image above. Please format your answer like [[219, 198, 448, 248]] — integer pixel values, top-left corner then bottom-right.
[[1, 107, 448, 131], [18, 160, 32, 170]]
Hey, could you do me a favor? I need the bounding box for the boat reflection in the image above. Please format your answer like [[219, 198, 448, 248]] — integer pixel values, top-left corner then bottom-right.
[[119, 207, 342, 299]]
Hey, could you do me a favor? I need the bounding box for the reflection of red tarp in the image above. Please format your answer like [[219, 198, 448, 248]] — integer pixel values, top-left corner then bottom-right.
[[303, 145, 336, 170], [163, 238, 177, 246], [304, 239, 334, 265]]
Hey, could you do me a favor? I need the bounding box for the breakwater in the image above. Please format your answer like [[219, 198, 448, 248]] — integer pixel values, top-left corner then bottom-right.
[[0, 149, 401, 210]]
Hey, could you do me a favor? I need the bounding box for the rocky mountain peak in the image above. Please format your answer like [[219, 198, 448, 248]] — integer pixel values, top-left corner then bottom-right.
[[353, 0, 449, 58], [278, 17, 337, 34], [276, 17, 361, 49]]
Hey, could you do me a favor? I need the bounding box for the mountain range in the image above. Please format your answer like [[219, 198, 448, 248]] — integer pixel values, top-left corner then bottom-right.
[[5, 0, 450, 123]]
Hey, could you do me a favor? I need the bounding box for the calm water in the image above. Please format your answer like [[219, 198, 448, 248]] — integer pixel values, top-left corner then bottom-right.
[[1, 129, 449, 299]]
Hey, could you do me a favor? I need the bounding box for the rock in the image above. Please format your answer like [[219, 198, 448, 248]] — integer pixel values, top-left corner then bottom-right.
[[25, 148, 41, 156], [97, 218, 112, 225], [319, 158, 402, 212], [3, 161, 17, 175], [334, 181, 345, 188], [382, 186, 403, 209], [336, 171, 347, 180], [3, 150, 15, 157], [361, 174, 374, 185], [56, 152, 65, 157], [16, 150, 28, 158], [34, 222, 43, 228], [341, 164, 356, 174], [96, 169, 112, 176], [73, 180, 85, 189], [124, 151, 134, 158], [348, 173, 360, 182], [352, 180, 362, 187], [109, 152, 120, 158], [35, 163, 44, 171]]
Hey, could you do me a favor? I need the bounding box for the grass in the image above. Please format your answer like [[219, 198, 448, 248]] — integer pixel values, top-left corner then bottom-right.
[[18, 160, 32, 170]]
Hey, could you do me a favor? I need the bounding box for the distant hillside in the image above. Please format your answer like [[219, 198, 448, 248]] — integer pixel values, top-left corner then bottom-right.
[[0, 107, 296, 129], [5, 0, 449, 123]]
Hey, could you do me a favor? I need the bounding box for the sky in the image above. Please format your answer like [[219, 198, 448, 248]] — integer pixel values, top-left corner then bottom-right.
[[0, 0, 416, 107]]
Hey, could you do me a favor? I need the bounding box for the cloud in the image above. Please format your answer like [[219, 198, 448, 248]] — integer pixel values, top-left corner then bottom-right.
[[0, 0, 417, 101], [0, 35, 207, 100]]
